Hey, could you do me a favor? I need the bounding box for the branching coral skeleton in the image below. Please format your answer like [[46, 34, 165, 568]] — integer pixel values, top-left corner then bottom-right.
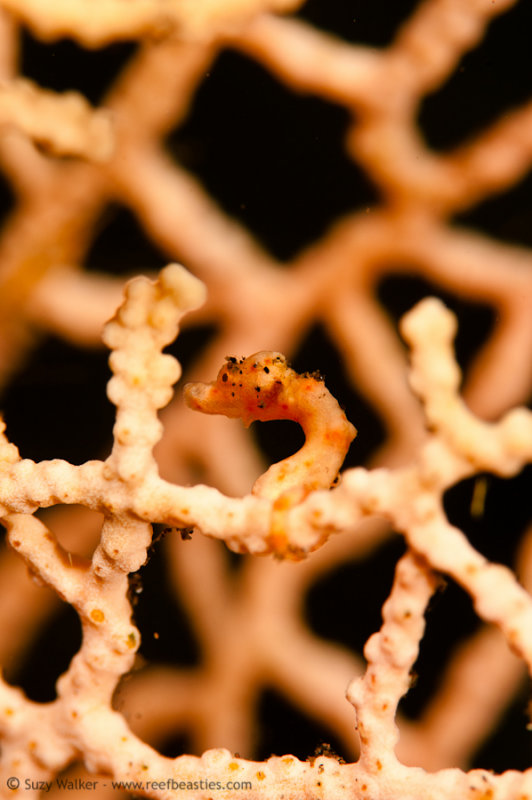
[[0, 79, 113, 161], [0, 265, 530, 798], [0, 0, 531, 798]]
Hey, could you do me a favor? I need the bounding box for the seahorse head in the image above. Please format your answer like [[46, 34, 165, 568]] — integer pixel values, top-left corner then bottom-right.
[[184, 351, 294, 427]]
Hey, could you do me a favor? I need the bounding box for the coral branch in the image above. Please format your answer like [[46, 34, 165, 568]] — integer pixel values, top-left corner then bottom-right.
[[0, 0, 303, 44], [347, 551, 439, 769], [0, 79, 113, 161], [103, 263, 206, 484]]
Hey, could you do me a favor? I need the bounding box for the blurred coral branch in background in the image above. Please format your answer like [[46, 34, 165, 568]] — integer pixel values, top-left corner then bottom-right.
[[0, 0, 531, 798]]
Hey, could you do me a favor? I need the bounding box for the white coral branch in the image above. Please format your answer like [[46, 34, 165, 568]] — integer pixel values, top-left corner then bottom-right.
[[0, 266, 530, 797], [0, 0, 303, 44], [0, 79, 113, 161]]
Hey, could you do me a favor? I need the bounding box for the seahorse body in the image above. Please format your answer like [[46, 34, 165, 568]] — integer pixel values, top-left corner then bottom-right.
[[184, 351, 356, 505]]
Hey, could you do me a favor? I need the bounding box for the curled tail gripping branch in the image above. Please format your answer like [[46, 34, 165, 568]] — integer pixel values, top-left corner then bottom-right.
[[184, 351, 356, 557]]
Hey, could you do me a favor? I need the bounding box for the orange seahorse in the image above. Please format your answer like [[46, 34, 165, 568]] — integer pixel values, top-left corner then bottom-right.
[[184, 351, 356, 557]]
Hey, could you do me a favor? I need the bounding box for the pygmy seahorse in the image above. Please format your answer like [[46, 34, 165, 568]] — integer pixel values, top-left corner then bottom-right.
[[184, 351, 356, 509]]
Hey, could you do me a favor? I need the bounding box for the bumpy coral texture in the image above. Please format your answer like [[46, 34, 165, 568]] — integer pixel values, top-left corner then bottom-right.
[[0, 1, 530, 799]]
